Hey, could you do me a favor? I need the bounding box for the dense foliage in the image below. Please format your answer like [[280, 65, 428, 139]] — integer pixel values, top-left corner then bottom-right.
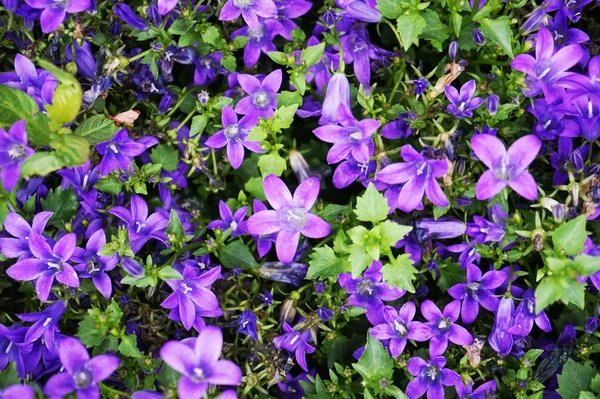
[[1, 0, 600, 398]]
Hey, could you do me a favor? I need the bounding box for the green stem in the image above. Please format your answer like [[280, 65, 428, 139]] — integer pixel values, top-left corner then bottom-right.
[[99, 383, 131, 398], [128, 48, 154, 63], [381, 18, 403, 52], [167, 88, 196, 117]]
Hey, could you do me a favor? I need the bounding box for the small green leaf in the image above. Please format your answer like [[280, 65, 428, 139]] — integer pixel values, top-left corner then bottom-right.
[[354, 334, 393, 382], [51, 134, 90, 166], [561, 278, 585, 309], [166, 209, 185, 241], [168, 18, 193, 35], [74, 115, 119, 145], [190, 114, 208, 137], [39, 60, 82, 126], [553, 215, 587, 256], [0, 81, 40, 129], [150, 144, 179, 172], [258, 151, 287, 177], [373, 221, 412, 248], [301, 42, 326, 67], [219, 240, 259, 269], [277, 91, 304, 108], [158, 266, 183, 280], [534, 276, 563, 313], [381, 254, 418, 293], [354, 183, 389, 224], [119, 334, 142, 358], [201, 25, 224, 46], [76, 316, 106, 347], [349, 246, 373, 278], [478, 17, 514, 58], [40, 188, 80, 228], [272, 104, 298, 131], [397, 13, 426, 51], [573, 255, 600, 276], [0, 363, 20, 389], [421, 10, 450, 51], [290, 73, 306, 95], [557, 359, 598, 399], [376, 0, 403, 19], [20, 152, 66, 178], [26, 112, 53, 146], [307, 246, 351, 279], [267, 51, 288, 65]]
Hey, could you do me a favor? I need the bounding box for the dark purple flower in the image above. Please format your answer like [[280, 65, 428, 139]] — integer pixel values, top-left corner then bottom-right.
[[466, 204, 508, 244], [528, 97, 579, 140], [258, 290, 273, 306], [314, 105, 379, 164], [109, 194, 169, 253], [0, 120, 34, 192], [193, 53, 223, 86], [278, 370, 311, 399], [488, 295, 514, 356], [205, 106, 262, 169], [448, 264, 507, 324], [236, 310, 259, 340], [473, 28, 486, 46], [96, 129, 158, 176], [369, 302, 430, 357], [258, 261, 308, 286], [6, 232, 79, 302], [547, 11, 590, 47], [113, 3, 149, 31], [376, 145, 449, 212], [0, 54, 57, 109], [445, 80, 483, 119], [231, 20, 283, 68], [246, 175, 330, 263], [506, 289, 551, 336], [235, 70, 281, 119], [219, 0, 277, 31], [421, 300, 473, 357], [332, 156, 376, 189], [340, 23, 391, 84], [380, 112, 416, 139], [71, 230, 118, 299], [160, 326, 242, 398], [456, 381, 497, 399], [44, 337, 120, 398], [0, 211, 52, 259], [546, 0, 592, 22], [273, 323, 315, 371], [406, 356, 461, 399], [413, 77, 429, 95], [161, 266, 223, 331], [17, 300, 66, 350], [206, 200, 248, 237], [25, 0, 90, 33], [471, 134, 541, 200]]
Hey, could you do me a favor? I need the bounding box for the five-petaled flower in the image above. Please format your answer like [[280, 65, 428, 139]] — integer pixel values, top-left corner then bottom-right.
[[406, 356, 461, 399], [0, 120, 34, 192]]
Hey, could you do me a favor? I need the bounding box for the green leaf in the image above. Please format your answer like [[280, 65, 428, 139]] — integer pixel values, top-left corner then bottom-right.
[[396, 13, 426, 51], [20, 152, 66, 178], [0, 363, 20, 389], [353, 334, 393, 381], [272, 104, 298, 131], [74, 115, 119, 145], [557, 359, 598, 399], [301, 42, 326, 67], [201, 25, 224, 46], [590, 373, 600, 393], [561, 278, 585, 309], [150, 144, 179, 172], [27, 112, 52, 146], [307, 246, 351, 279], [277, 91, 304, 108], [158, 266, 183, 281], [51, 134, 90, 166], [190, 114, 208, 137], [157, 364, 180, 388], [258, 151, 287, 176], [267, 51, 288, 65], [76, 316, 107, 347], [166, 209, 185, 241], [168, 18, 193, 35], [354, 183, 389, 224], [95, 176, 122, 195], [0, 84, 40, 128], [579, 392, 596, 399], [573, 255, 600, 277], [381, 254, 418, 293], [553, 215, 587, 256], [245, 176, 266, 201], [421, 10, 450, 51], [247, 125, 268, 142], [478, 17, 515, 58], [534, 276, 563, 313], [349, 246, 373, 278], [40, 188, 79, 228], [373, 221, 412, 248], [219, 240, 259, 269], [39, 60, 82, 126], [119, 334, 142, 358], [290, 72, 307, 95], [376, 0, 403, 19]]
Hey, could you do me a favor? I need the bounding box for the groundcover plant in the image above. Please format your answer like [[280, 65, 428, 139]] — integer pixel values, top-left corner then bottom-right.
[[2, 0, 600, 398]]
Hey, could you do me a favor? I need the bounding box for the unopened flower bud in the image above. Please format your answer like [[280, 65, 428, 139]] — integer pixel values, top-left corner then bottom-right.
[[472, 28, 486, 45], [552, 203, 565, 223], [486, 94, 499, 115], [455, 195, 472, 207], [197, 90, 210, 105], [521, 8, 547, 33], [532, 231, 544, 252], [289, 150, 312, 182], [569, 149, 585, 171], [586, 317, 599, 334], [449, 41, 459, 60], [280, 299, 297, 324]]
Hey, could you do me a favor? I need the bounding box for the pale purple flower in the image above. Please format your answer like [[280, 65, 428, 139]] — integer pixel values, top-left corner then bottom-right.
[[160, 326, 242, 399], [0, 120, 34, 192], [158, 0, 177, 15], [456, 381, 497, 399], [445, 80, 483, 119], [250, 199, 277, 257], [44, 337, 120, 399], [0, 385, 35, 399], [25, 0, 91, 33], [231, 20, 284, 68], [319, 72, 351, 125], [465, 204, 508, 244], [235, 70, 281, 119], [406, 356, 460, 399], [421, 300, 473, 357], [314, 105, 379, 164], [246, 175, 330, 263], [273, 323, 315, 371], [205, 106, 262, 169], [471, 134, 541, 200], [219, 0, 277, 31]]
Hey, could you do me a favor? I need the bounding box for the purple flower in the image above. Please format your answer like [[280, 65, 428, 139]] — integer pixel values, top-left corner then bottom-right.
[[235, 310, 258, 340], [338, 261, 404, 324], [235, 70, 281, 119], [380, 112, 416, 139], [421, 300, 473, 357], [219, 0, 277, 31], [249, 200, 276, 257], [206, 200, 248, 237], [546, 0, 592, 22], [194, 53, 223, 86], [246, 175, 330, 263], [25, 0, 90, 33], [413, 77, 429, 95], [319, 72, 351, 125], [273, 323, 315, 371], [0, 120, 34, 192], [332, 156, 376, 189], [109, 194, 169, 253], [96, 129, 158, 176], [406, 356, 461, 399], [488, 295, 514, 356], [456, 381, 497, 399], [547, 10, 590, 47], [6, 232, 79, 302], [340, 23, 391, 84], [71, 230, 118, 299], [465, 204, 508, 244], [259, 290, 273, 306], [448, 264, 507, 324], [527, 97, 579, 140], [376, 145, 449, 212], [506, 289, 551, 336], [0, 54, 57, 109], [205, 106, 262, 169], [113, 3, 149, 31], [471, 134, 541, 201], [369, 303, 430, 357], [160, 326, 242, 399], [231, 20, 283, 68], [0, 211, 52, 259], [511, 27, 584, 98], [158, 0, 177, 15], [44, 337, 120, 398], [415, 217, 466, 241], [314, 105, 379, 164], [161, 266, 223, 331], [0, 385, 35, 399], [445, 80, 483, 119], [17, 300, 65, 351]]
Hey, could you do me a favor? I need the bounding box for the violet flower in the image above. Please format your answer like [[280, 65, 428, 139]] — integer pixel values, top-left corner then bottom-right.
[[206, 200, 248, 237], [25, 0, 90, 33], [369, 302, 431, 358], [158, 0, 177, 15], [231, 20, 284, 68], [235, 310, 259, 341], [235, 70, 281, 119], [471, 134, 541, 201], [546, 0, 592, 22], [0, 54, 57, 109], [332, 156, 376, 189], [113, 3, 149, 31], [71, 230, 118, 299], [96, 129, 158, 176], [506, 288, 551, 336], [109, 194, 169, 253], [219, 0, 277, 31], [456, 381, 497, 399], [319, 72, 351, 125], [0, 385, 35, 399], [246, 175, 330, 263], [0, 211, 52, 259], [448, 264, 507, 324], [528, 97, 579, 140], [314, 105, 379, 164], [0, 120, 34, 192], [489, 295, 514, 357], [6, 232, 79, 302], [421, 300, 473, 357], [340, 23, 391, 84], [44, 337, 120, 398], [406, 356, 460, 399], [161, 266, 223, 331], [466, 204, 508, 244], [273, 323, 315, 371], [160, 326, 242, 399], [547, 10, 590, 47], [376, 145, 449, 212], [205, 106, 262, 169], [250, 199, 277, 257], [445, 80, 483, 119]]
